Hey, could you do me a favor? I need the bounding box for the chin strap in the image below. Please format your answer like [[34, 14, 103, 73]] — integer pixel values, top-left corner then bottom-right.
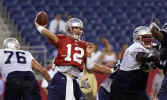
[[68, 33, 81, 40]]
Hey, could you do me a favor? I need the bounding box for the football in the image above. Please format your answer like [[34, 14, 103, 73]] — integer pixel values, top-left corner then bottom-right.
[[36, 11, 48, 26]]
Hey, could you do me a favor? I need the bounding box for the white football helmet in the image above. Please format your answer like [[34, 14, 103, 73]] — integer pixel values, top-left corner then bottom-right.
[[66, 18, 84, 40], [2, 38, 20, 50], [133, 26, 152, 48]]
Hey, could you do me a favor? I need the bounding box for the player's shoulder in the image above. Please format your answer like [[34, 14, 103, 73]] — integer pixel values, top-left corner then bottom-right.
[[132, 42, 143, 48], [78, 40, 88, 47], [0, 49, 21, 52], [127, 42, 145, 52], [79, 40, 87, 44], [57, 34, 70, 40], [17, 50, 32, 55], [57, 34, 66, 37], [0, 49, 32, 55]]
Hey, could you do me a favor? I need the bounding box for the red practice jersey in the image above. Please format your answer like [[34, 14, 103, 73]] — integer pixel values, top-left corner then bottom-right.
[[52, 34, 87, 71]]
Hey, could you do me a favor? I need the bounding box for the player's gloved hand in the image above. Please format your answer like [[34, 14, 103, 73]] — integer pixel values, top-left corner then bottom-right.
[[150, 17, 160, 31]]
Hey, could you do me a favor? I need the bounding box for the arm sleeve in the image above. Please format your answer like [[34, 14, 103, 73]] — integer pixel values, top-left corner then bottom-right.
[[29, 53, 34, 60], [130, 48, 144, 59], [28, 52, 34, 66], [55, 34, 66, 48], [136, 52, 151, 63], [47, 34, 65, 48], [130, 46, 157, 63], [86, 57, 95, 70]]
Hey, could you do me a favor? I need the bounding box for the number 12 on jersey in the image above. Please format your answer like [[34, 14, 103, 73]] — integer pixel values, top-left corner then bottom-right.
[[64, 44, 84, 64]]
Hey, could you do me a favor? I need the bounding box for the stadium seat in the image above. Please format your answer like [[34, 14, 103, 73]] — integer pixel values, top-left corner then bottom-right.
[[3, 0, 167, 58]]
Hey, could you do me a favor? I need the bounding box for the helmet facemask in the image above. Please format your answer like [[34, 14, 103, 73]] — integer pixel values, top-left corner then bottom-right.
[[141, 34, 153, 49], [133, 26, 153, 49]]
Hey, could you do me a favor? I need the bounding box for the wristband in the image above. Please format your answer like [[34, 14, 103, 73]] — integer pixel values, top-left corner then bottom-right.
[[37, 26, 45, 33]]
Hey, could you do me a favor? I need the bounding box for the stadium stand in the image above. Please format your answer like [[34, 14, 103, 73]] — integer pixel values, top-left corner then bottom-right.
[[2, 0, 167, 59]]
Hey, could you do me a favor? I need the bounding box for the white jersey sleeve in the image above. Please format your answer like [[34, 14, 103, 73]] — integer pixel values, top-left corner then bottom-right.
[[120, 42, 150, 71], [86, 57, 95, 70], [0, 49, 33, 80]]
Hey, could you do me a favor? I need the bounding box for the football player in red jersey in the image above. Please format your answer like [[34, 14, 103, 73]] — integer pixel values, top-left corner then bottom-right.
[[35, 17, 112, 100]]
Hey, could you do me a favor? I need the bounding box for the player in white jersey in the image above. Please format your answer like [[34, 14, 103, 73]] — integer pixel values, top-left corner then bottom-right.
[[109, 26, 160, 100], [0, 38, 51, 100]]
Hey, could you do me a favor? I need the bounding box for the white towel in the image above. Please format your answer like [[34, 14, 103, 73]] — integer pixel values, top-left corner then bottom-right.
[[65, 75, 76, 100]]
